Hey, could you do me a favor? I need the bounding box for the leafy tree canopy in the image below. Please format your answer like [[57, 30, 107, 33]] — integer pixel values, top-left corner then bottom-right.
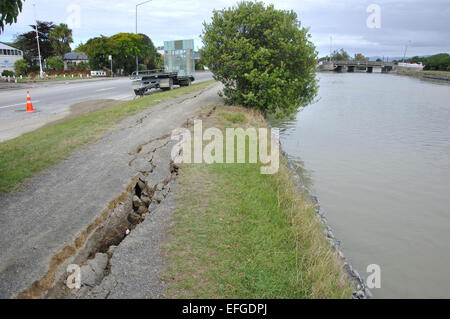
[[202, 1, 318, 118], [49, 23, 73, 58], [407, 53, 450, 71], [14, 59, 28, 76], [331, 48, 350, 61], [0, 0, 23, 33], [354, 53, 368, 62], [46, 56, 64, 71], [76, 33, 160, 74], [13, 21, 56, 62]]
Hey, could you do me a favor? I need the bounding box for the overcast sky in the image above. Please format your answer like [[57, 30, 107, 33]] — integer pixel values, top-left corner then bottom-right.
[[0, 0, 449, 57]]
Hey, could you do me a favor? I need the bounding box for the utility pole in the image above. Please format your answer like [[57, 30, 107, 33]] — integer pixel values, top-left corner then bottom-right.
[[329, 35, 333, 61], [109, 55, 113, 77], [33, 3, 44, 78], [402, 40, 412, 62], [136, 0, 152, 75]]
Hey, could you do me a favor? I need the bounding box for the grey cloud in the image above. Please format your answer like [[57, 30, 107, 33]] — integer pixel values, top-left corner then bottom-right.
[[0, 0, 447, 57]]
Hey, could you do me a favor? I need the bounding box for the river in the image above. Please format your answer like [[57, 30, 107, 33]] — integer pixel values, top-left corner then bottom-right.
[[273, 72, 450, 298]]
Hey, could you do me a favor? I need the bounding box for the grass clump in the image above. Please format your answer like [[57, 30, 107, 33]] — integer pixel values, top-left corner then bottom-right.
[[220, 111, 247, 124]]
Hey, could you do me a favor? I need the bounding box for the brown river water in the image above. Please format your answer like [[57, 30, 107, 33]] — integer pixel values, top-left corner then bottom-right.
[[272, 72, 450, 298]]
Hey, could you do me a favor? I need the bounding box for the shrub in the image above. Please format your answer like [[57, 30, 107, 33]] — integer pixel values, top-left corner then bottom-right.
[[2, 70, 14, 77], [76, 62, 89, 71], [202, 1, 318, 118], [47, 56, 64, 71], [14, 59, 28, 76]]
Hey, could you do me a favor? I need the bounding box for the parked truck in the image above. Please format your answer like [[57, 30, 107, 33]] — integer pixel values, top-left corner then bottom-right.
[[131, 39, 195, 96]]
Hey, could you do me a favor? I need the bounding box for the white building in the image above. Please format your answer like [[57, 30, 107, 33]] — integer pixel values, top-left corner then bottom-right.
[[397, 62, 425, 71], [0, 42, 24, 74]]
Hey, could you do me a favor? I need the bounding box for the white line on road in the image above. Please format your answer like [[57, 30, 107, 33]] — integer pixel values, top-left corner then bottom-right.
[[0, 101, 41, 109], [95, 87, 116, 92]]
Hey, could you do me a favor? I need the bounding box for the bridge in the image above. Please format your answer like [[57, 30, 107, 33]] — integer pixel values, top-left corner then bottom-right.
[[319, 61, 396, 73], [332, 61, 395, 73]]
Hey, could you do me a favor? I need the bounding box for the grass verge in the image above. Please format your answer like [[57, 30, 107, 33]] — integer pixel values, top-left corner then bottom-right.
[[165, 106, 354, 299], [396, 69, 450, 78], [0, 80, 215, 194]]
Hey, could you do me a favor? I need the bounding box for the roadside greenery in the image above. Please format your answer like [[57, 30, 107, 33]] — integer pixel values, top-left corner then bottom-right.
[[2, 69, 15, 77], [46, 56, 64, 71], [166, 106, 353, 298], [0, 80, 215, 194], [12, 21, 160, 76], [49, 23, 73, 58], [76, 33, 161, 74], [14, 59, 28, 76], [14, 21, 56, 64], [201, 1, 318, 118]]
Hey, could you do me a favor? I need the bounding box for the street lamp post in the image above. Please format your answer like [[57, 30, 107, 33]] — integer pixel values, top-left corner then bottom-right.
[[109, 55, 113, 77], [33, 3, 44, 78], [136, 0, 152, 75]]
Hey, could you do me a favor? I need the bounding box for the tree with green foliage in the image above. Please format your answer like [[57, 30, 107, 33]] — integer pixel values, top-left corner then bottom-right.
[[406, 53, 450, 71], [75, 61, 89, 71], [49, 23, 73, 58], [423, 53, 450, 71], [14, 21, 55, 63], [0, 0, 23, 33], [76, 36, 110, 70], [14, 59, 28, 76], [201, 1, 317, 118], [76, 33, 159, 74], [109, 33, 152, 75], [195, 48, 206, 70], [138, 33, 161, 70], [331, 48, 350, 61], [318, 56, 330, 62], [2, 70, 14, 77], [354, 53, 368, 62], [46, 56, 64, 70]]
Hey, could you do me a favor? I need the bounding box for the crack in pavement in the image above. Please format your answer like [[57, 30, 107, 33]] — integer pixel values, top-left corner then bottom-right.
[[0, 82, 223, 299]]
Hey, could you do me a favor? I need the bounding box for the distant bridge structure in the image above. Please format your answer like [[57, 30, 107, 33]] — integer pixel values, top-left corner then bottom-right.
[[332, 61, 395, 73]]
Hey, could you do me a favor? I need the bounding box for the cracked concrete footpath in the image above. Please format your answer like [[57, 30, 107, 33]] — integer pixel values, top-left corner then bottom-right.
[[0, 82, 222, 298]]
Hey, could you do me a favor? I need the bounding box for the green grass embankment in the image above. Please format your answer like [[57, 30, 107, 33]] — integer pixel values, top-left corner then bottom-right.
[[165, 106, 354, 299]]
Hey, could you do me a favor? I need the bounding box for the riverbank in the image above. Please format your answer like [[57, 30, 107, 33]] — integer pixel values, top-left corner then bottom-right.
[[165, 105, 355, 298], [395, 69, 450, 82]]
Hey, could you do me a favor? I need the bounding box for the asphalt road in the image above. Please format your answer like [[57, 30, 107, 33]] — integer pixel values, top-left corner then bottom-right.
[[0, 71, 213, 142]]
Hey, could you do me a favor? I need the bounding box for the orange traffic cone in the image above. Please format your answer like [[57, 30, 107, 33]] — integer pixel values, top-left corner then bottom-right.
[[26, 90, 35, 113]]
